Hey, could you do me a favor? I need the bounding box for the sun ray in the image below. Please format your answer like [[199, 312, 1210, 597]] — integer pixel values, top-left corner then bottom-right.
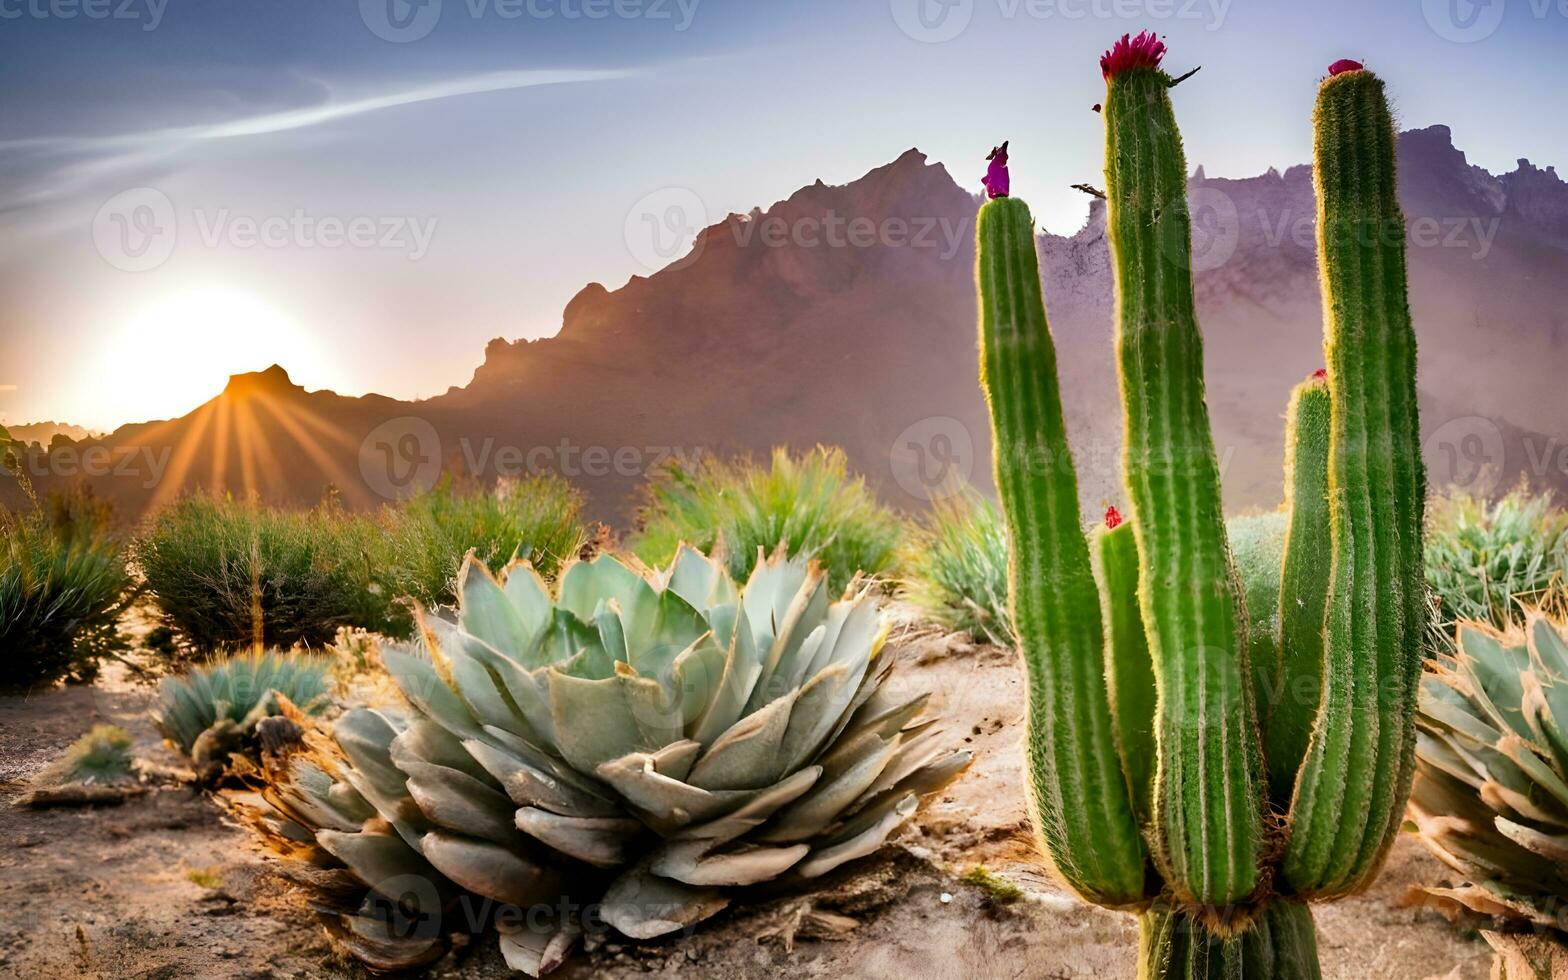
[[251, 393, 373, 508], [144, 398, 216, 515]]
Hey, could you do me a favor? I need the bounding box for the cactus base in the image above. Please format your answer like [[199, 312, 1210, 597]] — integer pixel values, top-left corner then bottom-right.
[[1137, 900, 1321, 980]]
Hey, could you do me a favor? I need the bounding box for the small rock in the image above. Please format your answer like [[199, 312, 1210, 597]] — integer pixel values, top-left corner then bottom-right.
[[939, 892, 953, 904]]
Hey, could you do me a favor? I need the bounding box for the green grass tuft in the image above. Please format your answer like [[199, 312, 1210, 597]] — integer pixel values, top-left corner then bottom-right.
[[1, 486, 131, 689], [899, 489, 1013, 646], [631, 446, 903, 593]]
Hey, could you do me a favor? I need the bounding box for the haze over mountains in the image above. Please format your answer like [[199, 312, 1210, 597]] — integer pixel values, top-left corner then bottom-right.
[[7, 125, 1567, 524]]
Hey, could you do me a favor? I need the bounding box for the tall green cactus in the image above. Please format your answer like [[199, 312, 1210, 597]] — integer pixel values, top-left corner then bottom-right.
[[976, 36, 1424, 978], [978, 193, 1150, 906]]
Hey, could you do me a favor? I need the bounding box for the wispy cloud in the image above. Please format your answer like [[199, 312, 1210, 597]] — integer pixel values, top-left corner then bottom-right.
[[0, 66, 640, 242]]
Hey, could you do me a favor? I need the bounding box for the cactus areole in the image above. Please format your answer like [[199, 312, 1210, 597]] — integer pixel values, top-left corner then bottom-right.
[[975, 37, 1423, 980]]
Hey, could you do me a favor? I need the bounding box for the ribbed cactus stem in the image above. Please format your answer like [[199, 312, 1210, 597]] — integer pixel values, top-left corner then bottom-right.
[[1266, 374, 1332, 807], [1282, 66, 1425, 896], [1103, 50, 1264, 908], [977, 193, 1148, 906], [1091, 515, 1157, 822], [1137, 900, 1322, 979]]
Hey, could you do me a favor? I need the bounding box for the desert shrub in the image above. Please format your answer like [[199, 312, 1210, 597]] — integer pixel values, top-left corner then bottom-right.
[[1424, 486, 1568, 649], [632, 446, 903, 591], [153, 650, 331, 757], [0, 495, 131, 689], [899, 489, 1013, 645], [135, 495, 388, 652], [379, 475, 585, 612]]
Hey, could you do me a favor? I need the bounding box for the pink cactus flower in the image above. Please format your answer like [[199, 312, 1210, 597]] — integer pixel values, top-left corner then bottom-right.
[[1105, 505, 1123, 530], [983, 142, 1010, 199], [1312, 368, 1328, 380], [1327, 59, 1364, 76], [1101, 31, 1167, 79]]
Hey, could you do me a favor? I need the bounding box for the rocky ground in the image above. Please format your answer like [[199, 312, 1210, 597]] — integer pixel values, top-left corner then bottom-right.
[[0, 632, 1493, 979]]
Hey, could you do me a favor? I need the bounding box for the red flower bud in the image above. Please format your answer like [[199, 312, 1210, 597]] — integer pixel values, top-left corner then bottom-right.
[[1101, 31, 1167, 80], [1105, 505, 1123, 530], [1327, 59, 1364, 76]]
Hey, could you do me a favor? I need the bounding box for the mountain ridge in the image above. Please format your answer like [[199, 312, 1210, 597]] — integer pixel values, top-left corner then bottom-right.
[[6, 125, 1566, 523]]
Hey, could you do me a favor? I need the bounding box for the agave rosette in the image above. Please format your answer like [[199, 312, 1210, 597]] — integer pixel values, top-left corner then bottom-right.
[[246, 545, 969, 974], [1410, 614, 1568, 930]]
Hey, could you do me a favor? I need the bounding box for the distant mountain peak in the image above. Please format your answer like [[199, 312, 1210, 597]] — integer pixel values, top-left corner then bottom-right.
[[223, 364, 297, 398]]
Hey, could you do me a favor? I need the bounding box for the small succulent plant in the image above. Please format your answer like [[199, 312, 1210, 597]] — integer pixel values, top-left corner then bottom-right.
[[154, 651, 332, 778], [240, 547, 969, 974], [1410, 614, 1568, 974]]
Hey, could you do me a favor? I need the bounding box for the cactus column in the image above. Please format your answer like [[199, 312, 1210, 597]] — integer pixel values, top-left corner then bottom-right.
[[1101, 30, 1264, 912], [1282, 62, 1426, 897], [976, 175, 1150, 906]]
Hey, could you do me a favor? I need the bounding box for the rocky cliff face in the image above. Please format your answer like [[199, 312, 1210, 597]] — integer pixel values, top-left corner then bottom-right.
[[10, 129, 1566, 523]]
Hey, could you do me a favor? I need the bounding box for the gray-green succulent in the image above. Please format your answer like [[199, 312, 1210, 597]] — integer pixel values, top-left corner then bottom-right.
[[242, 547, 969, 974]]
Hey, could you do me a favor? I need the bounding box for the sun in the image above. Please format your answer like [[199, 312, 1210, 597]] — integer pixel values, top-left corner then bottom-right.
[[91, 289, 325, 425]]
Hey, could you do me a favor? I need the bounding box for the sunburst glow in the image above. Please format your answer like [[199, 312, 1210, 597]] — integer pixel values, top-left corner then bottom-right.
[[89, 289, 324, 426]]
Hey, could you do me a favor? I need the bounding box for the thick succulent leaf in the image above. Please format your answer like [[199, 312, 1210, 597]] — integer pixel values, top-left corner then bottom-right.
[[757, 732, 899, 843], [740, 555, 813, 657], [464, 738, 622, 818], [599, 864, 728, 940], [595, 745, 742, 831], [460, 645, 555, 745], [548, 664, 683, 772], [1455, 625, 1533, 740], [334, 709, 411, 799], [671, 636, 729, 730], [592, 603, 630, 669], [479, 725, 618, 805], [625, 587, 708, 680], [673, 766, 820, 846], [316, 828, 444, 897], [687, 687, 800, 791], [330, 909, 447, 973], [500, 560, 555, 645], [514, 807, 642, 867], [776, 662, 858, 773], [745, 565, 830, 715], [401, 760, 522, 844], [382, 646, 483, 742], [497, 915, 580, 977], [423, 617, 528, 732], [456, 556, 537, 656], [420, 832, 560, 908], [689, 607, 765, 746], [651, 839, 810, 886], [391, 720, 496, 784], [560, 556, 652, 628], [1496, 733, 1568, 817], [666, 544, 736, 611], [1495, 815, 1568, 863], [797, 793, 917, 878]]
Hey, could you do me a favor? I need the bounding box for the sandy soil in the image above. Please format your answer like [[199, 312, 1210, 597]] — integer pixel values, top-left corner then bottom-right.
[[0, 636, 1493, 979]]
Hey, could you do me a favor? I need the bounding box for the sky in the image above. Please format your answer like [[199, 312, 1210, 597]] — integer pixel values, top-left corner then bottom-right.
[[1, 0, 1564, 431]]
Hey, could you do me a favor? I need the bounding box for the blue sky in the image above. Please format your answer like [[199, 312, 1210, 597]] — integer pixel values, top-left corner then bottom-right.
[[1, 0, 1563, 429]]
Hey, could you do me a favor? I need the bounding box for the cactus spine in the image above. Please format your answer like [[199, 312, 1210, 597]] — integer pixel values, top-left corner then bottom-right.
[[977, 194, 1150, 905], [1281, 66, 1426, 897], [976, 36, 1424, 978], [1102, 43, 1264, 910]]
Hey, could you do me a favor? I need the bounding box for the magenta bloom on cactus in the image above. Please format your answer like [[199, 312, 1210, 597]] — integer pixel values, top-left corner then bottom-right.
[[983, 142, 1010, 199], [1105, 505, 1123, 530], [1327, 58, 1364, 76], [1100, 31, 1166, 79], [1312, 368, 1328, 380]]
